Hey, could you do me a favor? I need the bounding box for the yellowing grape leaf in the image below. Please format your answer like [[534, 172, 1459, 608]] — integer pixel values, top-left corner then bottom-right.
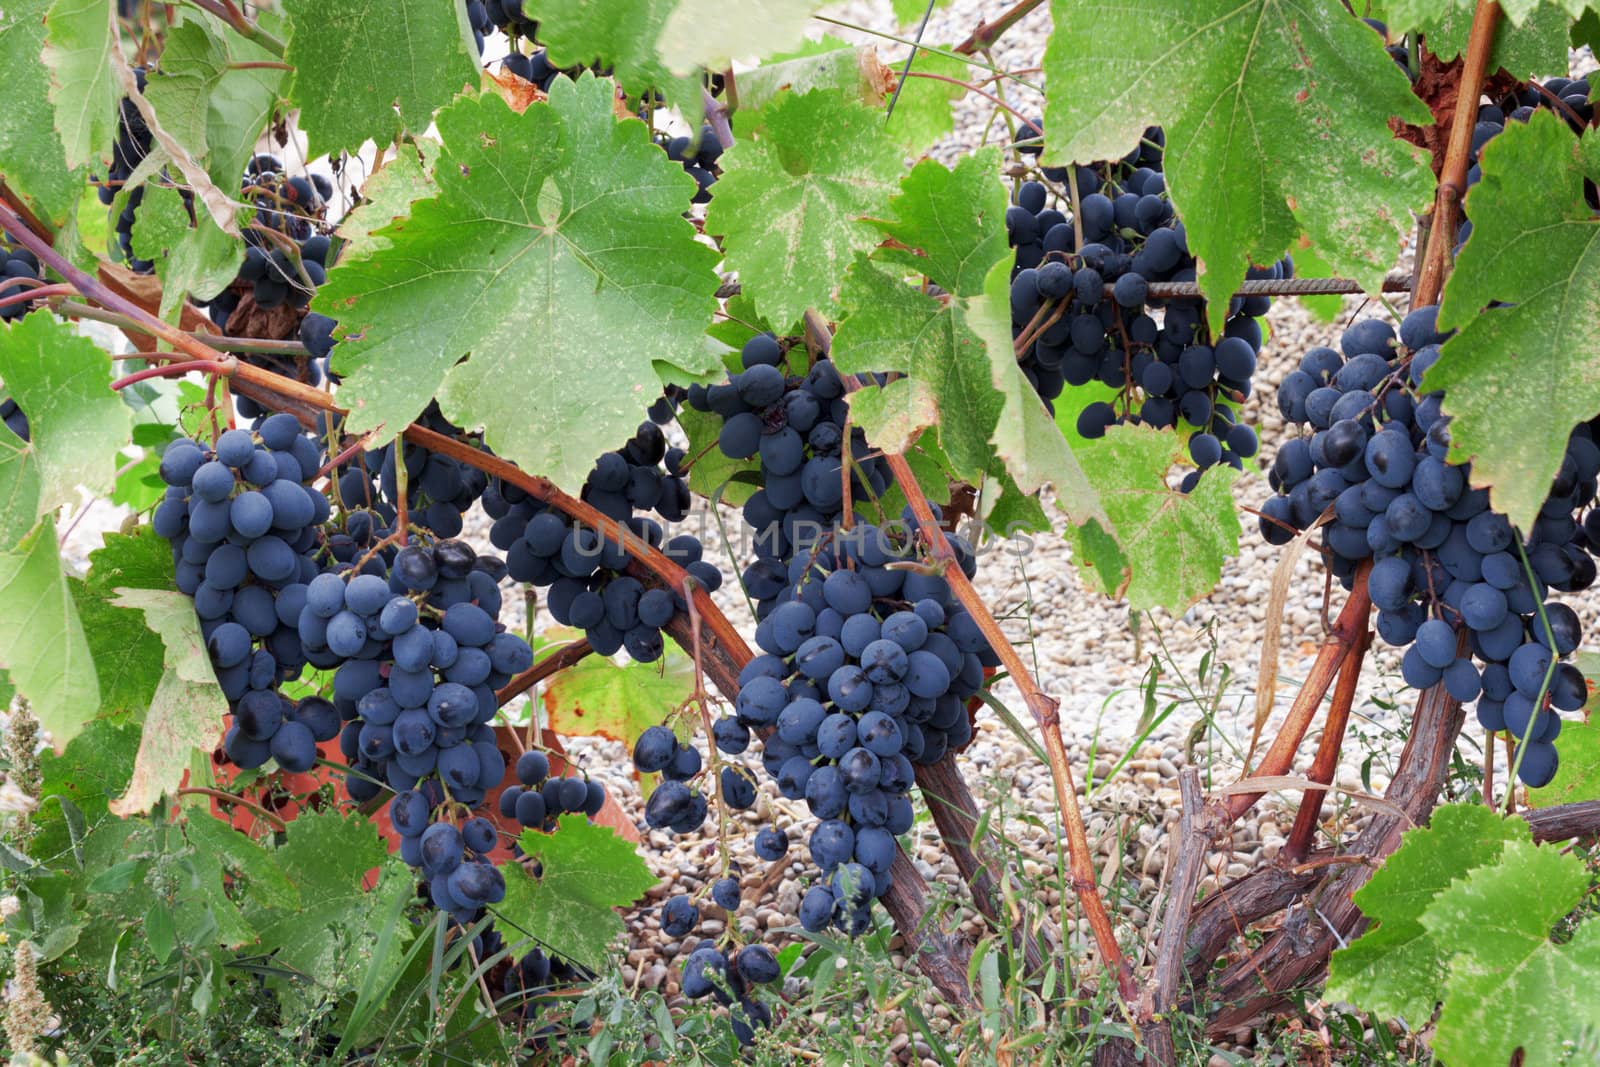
[[655, 0, 826, 76], [319, 77, 722, 493], [1430, 111, 1600, 532], [1062, 424, 1239, 612], [705, 89, 906, 329], [1041, 0, 1434, 333], [542, 638, 695, 749]]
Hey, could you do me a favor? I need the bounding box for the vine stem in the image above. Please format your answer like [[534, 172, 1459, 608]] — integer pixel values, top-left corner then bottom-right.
[[899, 69, 1039, 132], [176, 786, 288, 831], [111, 359, 234, 391], [809, 308, 1138, 1003], [1412, 0, 1502, 307], [61, 299, 313, 356], [1224, 560, 1372, 821], [953, 0, 1044, 54], [1283, 623, 1370, 863]]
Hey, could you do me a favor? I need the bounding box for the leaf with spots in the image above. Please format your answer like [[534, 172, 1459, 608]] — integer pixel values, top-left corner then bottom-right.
[[318, 77, 722, 493], [334, 139, 437, 264], [871, 149, 1011, 300], [281, 0, 477, 159], [1041, 0, 1434, 333], [0, 0, 84, 224], [704, 89, 906, 329], [495, 816, 656, 972], [1373, 0, 1570, 77], [0, 519, 99, 750], [42, 0, 121, 169], [1429, 111, 1600, 531], [541, 634, 695, 749], [654, 0, 827, 76], [1062, 424, 1239, 612]]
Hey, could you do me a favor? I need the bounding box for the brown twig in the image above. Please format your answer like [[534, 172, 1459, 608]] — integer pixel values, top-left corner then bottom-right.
[[111, 359, 235, 391], [1412, 0, 1502, 307], [177, 786, 289, 832], [815, 305, 1138, 1004], [1225, 560, 1372, 822], [953, 0, 1045, 54], [494, 639, 594, 705], [1283, 626, 1370, 863], [1138, 768, 1212, 1065]]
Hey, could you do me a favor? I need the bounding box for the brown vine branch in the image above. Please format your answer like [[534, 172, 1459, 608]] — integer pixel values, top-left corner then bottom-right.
[[811, 307, 1138, 1004], [1136, 767, 1211, 1066], [176, 786, 289, 832], [494, 639, 594, 706], [953, 0, 1045, 54], [1413, 0, 1501, 307], [1283, 625, 1370, 863], [1225, 560, 1372, 822]]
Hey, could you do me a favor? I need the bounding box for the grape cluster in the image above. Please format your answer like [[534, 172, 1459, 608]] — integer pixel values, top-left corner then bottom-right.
[[1261, 308, 1595, 786], [151, 416, 337, 771], [1, 245, 42, 322], [655, 127, 723, 205], [494, 418, 711, 663], [497, 749, 607, 833], [100, 67, 154, 273], [1005, 131, 1277, 489], [329, 404, 490, 541], [686, 333, 895, 610]]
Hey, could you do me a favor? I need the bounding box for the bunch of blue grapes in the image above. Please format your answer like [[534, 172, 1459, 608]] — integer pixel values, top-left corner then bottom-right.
[[1, 245, 42, 322], [654, 127, 723, 205], [97, 67, 154, 273], [1261, 307, 1596, 787], [326, 404, 491, 541], [150, 415, 339, 771], [496, 748, 607, 834], [685, 333, 895, 611], [493, 418, 712, 663], [1005, 129, 1277, 490]]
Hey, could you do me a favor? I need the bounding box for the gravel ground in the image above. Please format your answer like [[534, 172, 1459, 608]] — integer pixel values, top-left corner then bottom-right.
[[50, 5, 1597, 1055]]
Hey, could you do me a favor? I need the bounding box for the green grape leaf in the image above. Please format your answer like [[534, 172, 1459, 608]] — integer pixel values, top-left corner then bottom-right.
[[735, 41, 891, 115], [1041, 0, 1434, 333], [84, 526, 176, 596], [182, 812, 299, 912], [831, 257, 1000, 482], [281, 0, 477, 159], [335, 140, 437, 263], [535, 0, 702, 123], [846, 378, 938, 456], [892, 0, 952, 25], [1529, 717, 1600, 805], [0, 423, 42, 551], [130, 184, 241, 320], [496, 816, 656, 971], [705, 89, 906, 329], [42, 0, 121, 169], [1430, 111, 1600, 531], [1062, 424, 1239, 612], [69, 581, 162, 724], [541, 639, 696, 748], [0, 520, 98, 749], [34, 719, 137, 850], [964, 258, 1103, 525], [1380, 0, 1579, 33], [320, 78, 722, 493], [1576, 8, 1600, 54], [1421, 838, 1600, 1067], [655, 0, 827, 75], [249, 809, 393, 990], [884, 48, 967, 154], [1390, 0, 1569, 76], [872, 149, 1010, 300], [106, 588, 227, 814], [0, 312, 133, 522], [1328, 803, 1526, 1021], [0, 0, 84, 224]]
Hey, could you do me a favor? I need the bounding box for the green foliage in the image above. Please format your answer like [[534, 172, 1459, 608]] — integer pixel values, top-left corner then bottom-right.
[[1431, 110, 1600, 531], [540, 631, 697, 746], [1041, 0, 1434, 332], [0, 0, 83, 224], [536, 0, 706, 125], [705, 89, 906, 327], [282, 0, 477, 159], [497, 817, 658, 972], [0, 520, 98, 749], [320, 77, 723, 493], [333, 139, 438, 263], [1332, 804, 1600, 1064], [1062, 425, 1241, 612], [41, 0, 121, 170]]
